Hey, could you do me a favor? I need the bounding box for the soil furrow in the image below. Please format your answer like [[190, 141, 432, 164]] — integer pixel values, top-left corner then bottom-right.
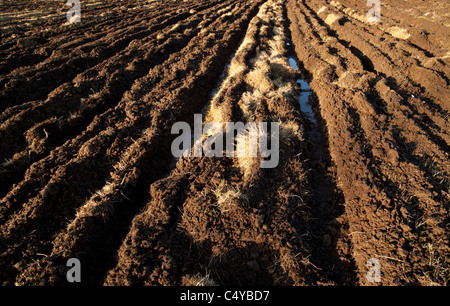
[[106, 0, 355, 286], [0, 1, 222, 114], [0, 2, 242, 223], [0, 0, 239, 199], [282, 8, 357, 285], [312, 1, 450, 116], [287, 0, 450, 285], [2, 0, 263, 285]]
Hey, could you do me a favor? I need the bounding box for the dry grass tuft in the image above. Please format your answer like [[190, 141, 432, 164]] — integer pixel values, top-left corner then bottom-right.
[[205, 100, 230, 125], [423, 243, 450, 286], [235, 122, 261, 179], [228, 60, 246, 77], [75, 181, 116, 220], [279, 120, 302, 139], [213, 180, 244, 212], [1, 158, 13, 168], [240, 90, 264, 120], [181, 272, 218, 286], [245, 63, 273, 93], [274, 81, 298, 101]]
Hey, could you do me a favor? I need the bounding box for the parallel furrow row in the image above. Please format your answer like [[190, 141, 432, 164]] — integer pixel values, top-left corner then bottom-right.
[[0, 0, 263, 286]]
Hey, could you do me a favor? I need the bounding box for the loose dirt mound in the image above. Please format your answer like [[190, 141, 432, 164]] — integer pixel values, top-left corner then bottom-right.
[[0, 0, 448, 286]]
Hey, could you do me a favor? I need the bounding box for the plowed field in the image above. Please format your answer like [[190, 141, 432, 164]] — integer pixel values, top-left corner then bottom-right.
[[0, 0, 449, 286]]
